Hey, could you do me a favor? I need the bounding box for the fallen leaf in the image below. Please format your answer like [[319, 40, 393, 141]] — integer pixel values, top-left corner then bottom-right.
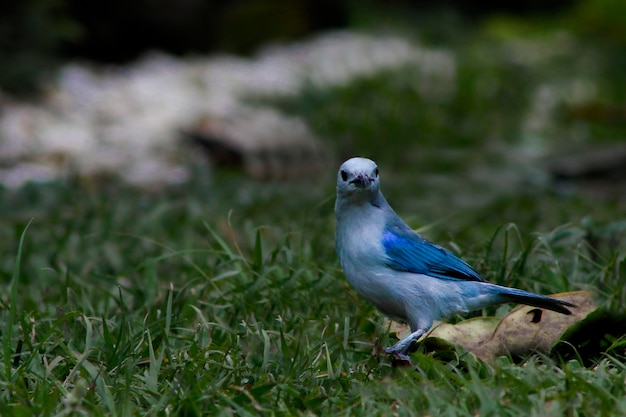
[[551, 307, 626, 365], [386, 290, 599, 364], [387, 319, 411, 340], [428, 317, 501, 355], [473, 290, 597, 362]]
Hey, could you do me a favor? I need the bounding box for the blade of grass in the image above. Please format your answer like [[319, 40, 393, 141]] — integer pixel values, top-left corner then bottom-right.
[[4, 219, 32, 382]]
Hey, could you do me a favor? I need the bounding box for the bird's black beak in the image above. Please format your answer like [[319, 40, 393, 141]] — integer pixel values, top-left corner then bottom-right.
[[349, 174, 372, 188]]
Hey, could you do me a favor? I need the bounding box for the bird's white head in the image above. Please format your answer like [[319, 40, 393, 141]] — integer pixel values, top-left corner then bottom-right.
[[336, 157, 381, 199]]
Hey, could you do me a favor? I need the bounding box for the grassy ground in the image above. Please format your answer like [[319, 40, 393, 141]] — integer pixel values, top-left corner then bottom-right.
[[2, 7, 626, 416]]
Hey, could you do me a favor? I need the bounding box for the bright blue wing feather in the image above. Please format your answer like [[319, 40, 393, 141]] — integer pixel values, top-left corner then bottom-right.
[[382, 224, 484, 282]]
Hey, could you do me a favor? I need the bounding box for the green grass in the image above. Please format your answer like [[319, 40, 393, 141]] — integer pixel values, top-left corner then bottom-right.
[[0, 168, 624, 416], [2, 8, 626, 416]]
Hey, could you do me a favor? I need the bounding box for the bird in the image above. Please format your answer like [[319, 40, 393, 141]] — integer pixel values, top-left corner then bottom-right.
[[334, 157, 576, 362]]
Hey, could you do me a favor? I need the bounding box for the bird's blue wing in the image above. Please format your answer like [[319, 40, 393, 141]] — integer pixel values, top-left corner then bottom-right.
[[382, 224, 484, 282]]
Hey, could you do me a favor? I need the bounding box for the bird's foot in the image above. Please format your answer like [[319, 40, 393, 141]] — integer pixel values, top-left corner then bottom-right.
[[384, 346, 413, 366], [382, 328, 428, 366]]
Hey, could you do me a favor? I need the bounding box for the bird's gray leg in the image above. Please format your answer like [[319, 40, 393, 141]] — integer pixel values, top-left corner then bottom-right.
[[384, 327, 430, 362]]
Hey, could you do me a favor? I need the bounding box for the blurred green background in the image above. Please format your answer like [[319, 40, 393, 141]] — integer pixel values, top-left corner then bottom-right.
[[3, 0, 626, 92], [2, 0, 625, 344], [2, 0, 624, 278], [2, 1, 626, 415]]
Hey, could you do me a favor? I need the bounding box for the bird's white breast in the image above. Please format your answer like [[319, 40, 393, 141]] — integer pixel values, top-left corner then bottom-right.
[[336, 203, 386, 270], [335, 202, 411, 318]]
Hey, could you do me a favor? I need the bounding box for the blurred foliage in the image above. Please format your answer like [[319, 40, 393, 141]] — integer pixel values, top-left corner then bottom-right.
[[3, 0, 626, 95], [567, 0, 626, 43], [0, 0, 80, 94], [0, 0, 349, 94], [60, 0, 348, 60], [481, 0, 626, 105], [214, 0, 344, 53]]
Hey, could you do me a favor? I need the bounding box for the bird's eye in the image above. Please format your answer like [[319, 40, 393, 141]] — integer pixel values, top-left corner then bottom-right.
[[374, 168, 379, 176], [340, 170, 348, 181]]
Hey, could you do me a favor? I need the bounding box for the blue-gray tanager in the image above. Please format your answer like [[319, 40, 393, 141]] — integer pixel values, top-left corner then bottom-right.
[[335, 157, 575, 362]]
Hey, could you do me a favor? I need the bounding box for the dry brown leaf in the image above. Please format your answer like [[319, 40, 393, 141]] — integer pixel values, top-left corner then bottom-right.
[[386, 290, 598, 363], [427, 317, 501, 354], [473, 290, 597, 362], [386, 319, 411, 340]]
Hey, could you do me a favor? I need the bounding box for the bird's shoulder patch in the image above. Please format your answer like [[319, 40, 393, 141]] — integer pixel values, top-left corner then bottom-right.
[[381, 226, 484, 282]]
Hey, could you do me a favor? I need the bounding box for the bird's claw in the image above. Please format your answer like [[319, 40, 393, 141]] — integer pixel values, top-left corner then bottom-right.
[[384, 346, 413, 366]]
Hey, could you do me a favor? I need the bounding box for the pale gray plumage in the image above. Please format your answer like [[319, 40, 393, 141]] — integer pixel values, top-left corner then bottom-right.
[[334, 157, 575, 362]]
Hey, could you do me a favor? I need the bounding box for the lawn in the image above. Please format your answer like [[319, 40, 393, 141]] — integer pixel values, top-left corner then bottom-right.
[[2, 6, 626, 416]]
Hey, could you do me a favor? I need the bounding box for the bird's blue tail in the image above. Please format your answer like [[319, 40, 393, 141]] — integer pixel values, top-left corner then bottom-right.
[[497, 286, 575, 315]]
